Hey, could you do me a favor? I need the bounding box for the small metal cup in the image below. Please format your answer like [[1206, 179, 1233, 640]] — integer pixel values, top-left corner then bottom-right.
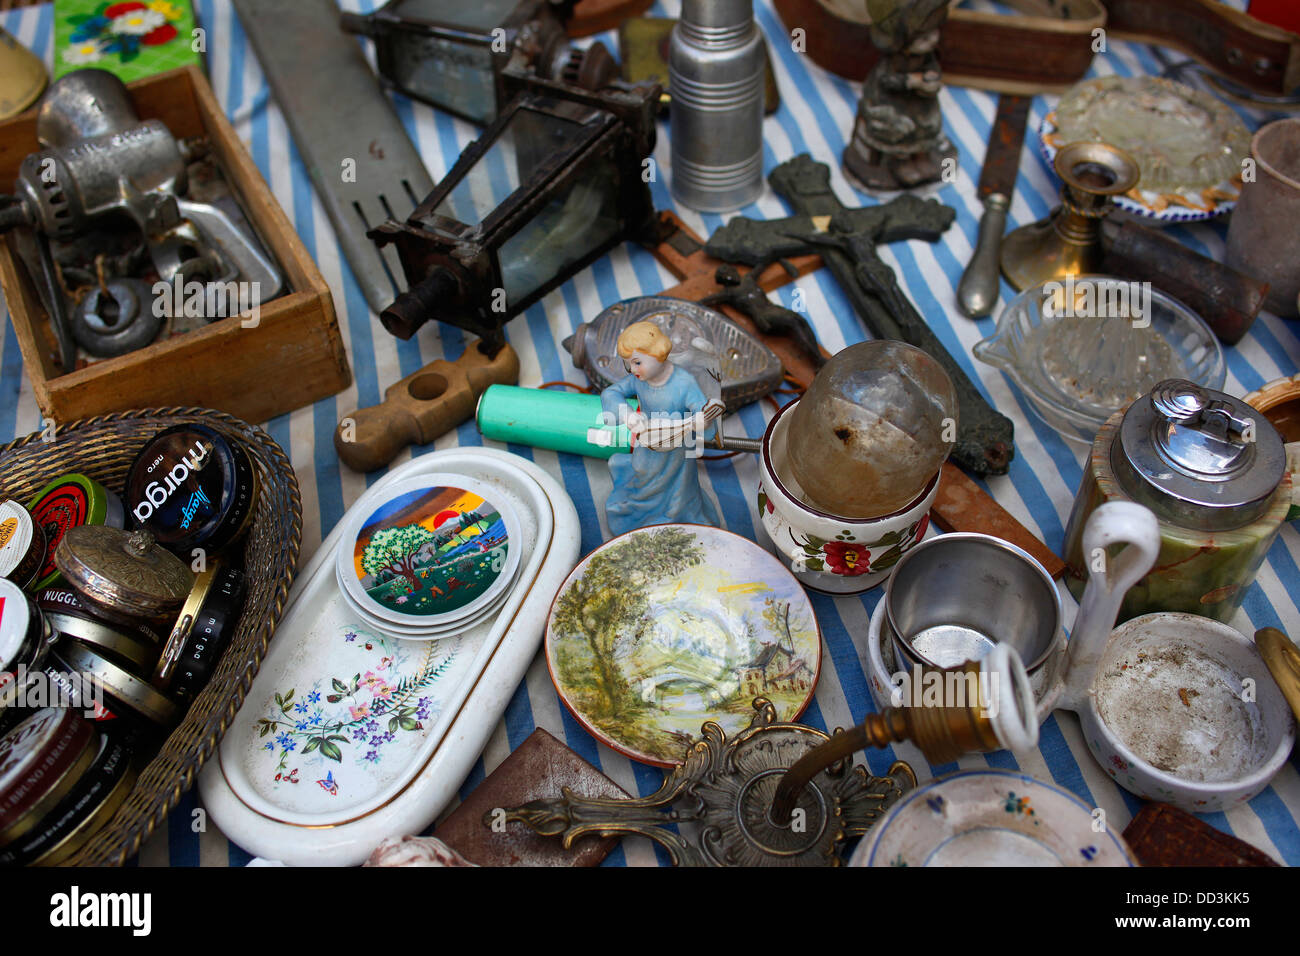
[[884, 533, 1061, 678]]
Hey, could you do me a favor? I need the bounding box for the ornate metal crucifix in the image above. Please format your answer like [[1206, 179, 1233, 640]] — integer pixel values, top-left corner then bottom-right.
[[705, 154, 1015, 476]]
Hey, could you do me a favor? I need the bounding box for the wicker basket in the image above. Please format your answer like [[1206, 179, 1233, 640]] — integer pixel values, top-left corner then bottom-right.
[[0, 408, 302, 865]]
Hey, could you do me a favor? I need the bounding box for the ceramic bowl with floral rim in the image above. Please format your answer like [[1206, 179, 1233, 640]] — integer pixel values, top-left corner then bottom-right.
[[758, 400, 937, 594], [545, 523, 821, 767], [1079, 612, 1296, 814], [850, 768, 1138, 867]]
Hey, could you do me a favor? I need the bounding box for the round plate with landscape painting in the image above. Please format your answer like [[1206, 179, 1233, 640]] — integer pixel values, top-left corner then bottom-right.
[[335, 475, 521, 635], [545, 524, 822, 767]]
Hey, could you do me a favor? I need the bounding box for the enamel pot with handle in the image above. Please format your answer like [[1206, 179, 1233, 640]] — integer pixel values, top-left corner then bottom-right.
[[1049, 501, 1294, 812]]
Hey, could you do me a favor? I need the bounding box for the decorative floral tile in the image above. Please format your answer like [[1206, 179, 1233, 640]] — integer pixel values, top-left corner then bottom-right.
[[56, 1, 201, 82]]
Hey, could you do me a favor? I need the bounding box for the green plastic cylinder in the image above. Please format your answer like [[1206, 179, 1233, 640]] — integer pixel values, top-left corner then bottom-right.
[[476, 385, 632, 459]]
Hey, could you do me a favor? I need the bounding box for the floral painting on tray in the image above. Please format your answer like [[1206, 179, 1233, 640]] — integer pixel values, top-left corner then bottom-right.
[[248, 619, 473, 816], [55, 0, 201, 83]]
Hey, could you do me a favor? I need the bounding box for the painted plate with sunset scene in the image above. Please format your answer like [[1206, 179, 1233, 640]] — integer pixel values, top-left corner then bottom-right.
[[335, 475, 521, 632]]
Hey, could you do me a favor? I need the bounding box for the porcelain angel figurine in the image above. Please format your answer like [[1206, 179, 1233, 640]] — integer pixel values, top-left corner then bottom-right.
[[599, 318, 725, 536]]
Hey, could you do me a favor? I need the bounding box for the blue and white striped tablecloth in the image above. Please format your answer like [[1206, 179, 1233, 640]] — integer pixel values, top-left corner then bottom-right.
[[3, 0, 1298, 867]]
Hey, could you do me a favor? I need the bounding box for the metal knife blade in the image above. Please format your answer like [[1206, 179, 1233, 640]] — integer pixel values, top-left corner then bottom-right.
[[957, 94, 1032, 318]]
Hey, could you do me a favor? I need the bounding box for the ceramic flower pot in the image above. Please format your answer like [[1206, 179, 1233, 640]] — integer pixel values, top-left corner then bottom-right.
[[758, 400, 938, 594]]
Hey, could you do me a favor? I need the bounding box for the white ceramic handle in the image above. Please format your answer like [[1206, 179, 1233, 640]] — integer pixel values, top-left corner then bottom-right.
[[987, 642, 1039, 753], [1057, 501, 1161, 712]]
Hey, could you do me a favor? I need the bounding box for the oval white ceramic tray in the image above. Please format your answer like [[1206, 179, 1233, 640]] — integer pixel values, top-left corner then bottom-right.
[[197, 448, 580, 866]]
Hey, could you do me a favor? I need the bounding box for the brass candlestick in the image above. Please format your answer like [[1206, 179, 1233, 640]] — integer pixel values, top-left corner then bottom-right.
[[1000, 141, 1140, 292]]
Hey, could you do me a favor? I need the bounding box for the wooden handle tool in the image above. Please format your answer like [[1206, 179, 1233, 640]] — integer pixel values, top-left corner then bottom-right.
[[335, 342, 519, 472]]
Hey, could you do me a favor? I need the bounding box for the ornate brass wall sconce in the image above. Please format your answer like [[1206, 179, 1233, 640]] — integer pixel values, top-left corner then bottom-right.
[[500, 700, 917, 867], [501, 646, 1037, 865]]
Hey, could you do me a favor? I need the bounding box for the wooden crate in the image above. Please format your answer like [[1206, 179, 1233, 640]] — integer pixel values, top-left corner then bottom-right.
[[0, 65, 352, 425]]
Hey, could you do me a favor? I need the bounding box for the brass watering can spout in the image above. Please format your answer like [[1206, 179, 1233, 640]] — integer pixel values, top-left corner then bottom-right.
[[770, 644, 1038, 825]]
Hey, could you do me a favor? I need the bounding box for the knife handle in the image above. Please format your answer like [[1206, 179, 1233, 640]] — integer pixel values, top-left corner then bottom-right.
[[957, 193, 1010, 319]]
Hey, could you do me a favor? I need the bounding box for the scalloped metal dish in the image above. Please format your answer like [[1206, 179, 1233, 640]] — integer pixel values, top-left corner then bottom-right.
[[197, 448, 580, 866], [562, 296, 784, 413]]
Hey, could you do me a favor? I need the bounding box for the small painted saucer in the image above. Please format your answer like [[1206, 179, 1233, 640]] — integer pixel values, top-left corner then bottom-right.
[[850, 768, 1137, 867], [335, 475, 520, 633], [545, 523, 821, 767], [336, 562, 513, 639]]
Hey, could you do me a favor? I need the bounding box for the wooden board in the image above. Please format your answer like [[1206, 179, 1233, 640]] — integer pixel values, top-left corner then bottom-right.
[[434, 728, 627, 867], [0, 65, 352, 426]]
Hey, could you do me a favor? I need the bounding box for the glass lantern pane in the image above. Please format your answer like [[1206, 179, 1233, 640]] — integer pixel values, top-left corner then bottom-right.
[[433, 106, 588, 226], [391, 34, 495, 123], [391, 0, 520, 33], [498, 155, 622, 305]]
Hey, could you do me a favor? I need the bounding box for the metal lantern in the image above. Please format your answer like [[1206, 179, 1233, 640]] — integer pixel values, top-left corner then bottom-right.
[[369, 74, 660, 352], [340, 0, 618, 125]]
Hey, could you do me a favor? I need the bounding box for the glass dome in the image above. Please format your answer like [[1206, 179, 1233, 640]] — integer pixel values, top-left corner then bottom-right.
[[788, 340, 957, 518]]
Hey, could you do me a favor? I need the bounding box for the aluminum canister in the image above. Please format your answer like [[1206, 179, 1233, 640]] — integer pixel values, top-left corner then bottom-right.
[[669, 0, 765, 212]]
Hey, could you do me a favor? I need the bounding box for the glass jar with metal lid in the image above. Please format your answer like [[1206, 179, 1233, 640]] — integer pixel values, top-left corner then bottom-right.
[[1063, 379, 1293, 623]]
